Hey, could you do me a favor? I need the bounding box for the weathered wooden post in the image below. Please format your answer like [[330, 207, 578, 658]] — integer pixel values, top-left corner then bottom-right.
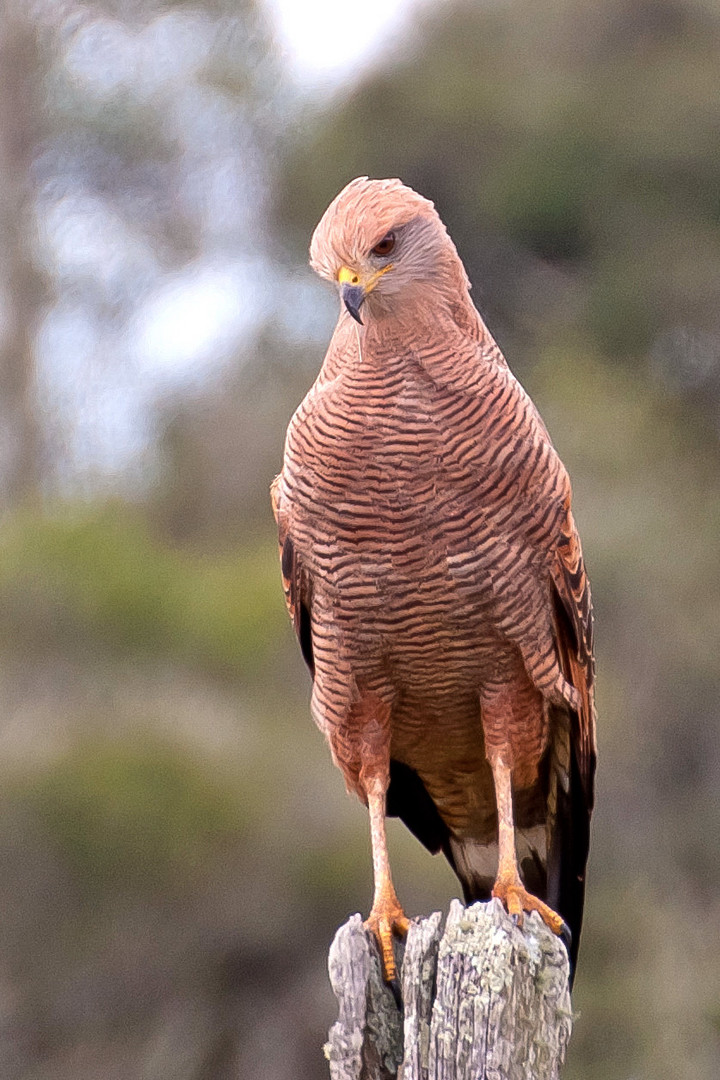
[[325, 899, 573, 1080]]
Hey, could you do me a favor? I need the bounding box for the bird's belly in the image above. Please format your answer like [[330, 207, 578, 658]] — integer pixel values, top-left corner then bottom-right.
[[308, 523, 522, 724]]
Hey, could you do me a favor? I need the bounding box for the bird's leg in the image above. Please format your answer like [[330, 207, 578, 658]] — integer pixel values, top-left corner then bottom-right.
[[362, 772, 410, 983], [489, 753, 567, 937]]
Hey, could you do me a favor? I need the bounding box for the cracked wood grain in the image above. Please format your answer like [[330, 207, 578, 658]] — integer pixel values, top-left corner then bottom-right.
[[325, 900, 573, 1080]]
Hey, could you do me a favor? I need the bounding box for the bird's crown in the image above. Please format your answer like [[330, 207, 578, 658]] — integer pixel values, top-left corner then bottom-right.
[[309, 177, 439, 282]]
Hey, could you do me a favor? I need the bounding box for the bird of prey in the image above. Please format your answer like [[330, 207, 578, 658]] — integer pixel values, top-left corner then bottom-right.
[[271, 177, 596, 985]]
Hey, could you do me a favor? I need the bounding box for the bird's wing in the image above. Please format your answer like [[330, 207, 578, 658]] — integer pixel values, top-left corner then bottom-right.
[[270, 475, 314, 674], [550, 495, 596, 804], [544, 495, 596, 978]]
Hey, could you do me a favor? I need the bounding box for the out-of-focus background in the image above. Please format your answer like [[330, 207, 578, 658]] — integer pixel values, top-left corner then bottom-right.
[[1, 0, 719, 1076]]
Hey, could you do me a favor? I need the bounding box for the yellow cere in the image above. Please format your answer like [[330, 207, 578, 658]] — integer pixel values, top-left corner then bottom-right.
[[337, 264, 394, 292], [337, 265, 360, 285]]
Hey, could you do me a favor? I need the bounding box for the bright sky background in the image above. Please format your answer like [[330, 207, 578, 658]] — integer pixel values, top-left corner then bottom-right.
[[132, 0, 427, 381], [266, 0, 420, 82], [42, 0, 431, 483]]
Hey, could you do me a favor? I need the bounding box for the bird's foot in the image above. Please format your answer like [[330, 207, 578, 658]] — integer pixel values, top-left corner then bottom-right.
[[492, 878, 569, 940], [364, 898, 410, 984]]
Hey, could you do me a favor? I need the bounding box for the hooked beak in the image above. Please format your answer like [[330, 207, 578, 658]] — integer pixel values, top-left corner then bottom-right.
[[337, 262, 394, 325], [341, 282, 365, 324], [337, 266, 366, 324]]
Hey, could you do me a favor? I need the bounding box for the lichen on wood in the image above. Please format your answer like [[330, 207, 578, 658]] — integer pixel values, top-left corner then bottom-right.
[[325, 899, 573, 1080]]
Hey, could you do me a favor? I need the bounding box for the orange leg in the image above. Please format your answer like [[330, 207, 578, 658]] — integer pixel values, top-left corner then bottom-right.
[[489, 754, 567, 937], [363, 775, 410, 983]]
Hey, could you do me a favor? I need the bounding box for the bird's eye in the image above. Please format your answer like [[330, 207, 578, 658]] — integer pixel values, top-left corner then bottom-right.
[[371, 232, 396, 257]]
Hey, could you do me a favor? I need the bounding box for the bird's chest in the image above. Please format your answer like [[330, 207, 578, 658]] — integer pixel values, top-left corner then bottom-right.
[[286, 368, 443, 522], [282, 360, 547, 618]]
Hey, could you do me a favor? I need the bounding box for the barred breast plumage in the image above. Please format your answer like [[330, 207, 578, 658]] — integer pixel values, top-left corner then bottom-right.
[[272, 177, 596, 985]]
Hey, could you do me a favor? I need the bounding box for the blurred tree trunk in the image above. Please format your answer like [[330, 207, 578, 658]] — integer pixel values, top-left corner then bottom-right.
[[0, 12, 47, 507]]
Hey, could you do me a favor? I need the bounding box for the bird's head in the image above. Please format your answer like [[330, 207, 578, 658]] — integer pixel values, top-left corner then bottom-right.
[[309, 177, 470, 325]]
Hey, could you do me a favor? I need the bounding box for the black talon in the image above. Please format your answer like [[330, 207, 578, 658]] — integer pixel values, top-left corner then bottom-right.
[[388, 975, 403, 1009]]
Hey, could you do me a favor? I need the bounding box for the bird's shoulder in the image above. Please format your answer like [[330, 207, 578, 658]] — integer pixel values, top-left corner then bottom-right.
[[414, 336, 572, 519]]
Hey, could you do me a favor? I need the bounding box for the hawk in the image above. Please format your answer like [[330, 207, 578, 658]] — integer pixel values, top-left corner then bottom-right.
[[272, 177, 596, 985]]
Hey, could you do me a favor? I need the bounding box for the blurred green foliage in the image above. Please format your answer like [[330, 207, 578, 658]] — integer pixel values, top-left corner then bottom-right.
[[0, 504, 286, 677], [13, 737, 245, 895]]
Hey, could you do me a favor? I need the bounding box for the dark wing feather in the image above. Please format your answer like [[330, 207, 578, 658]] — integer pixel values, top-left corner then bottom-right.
[[271, 476, 314, 675], [386, 759, 452, 856], [551, 498, 596, 803], [546, 497, 597, 982]]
